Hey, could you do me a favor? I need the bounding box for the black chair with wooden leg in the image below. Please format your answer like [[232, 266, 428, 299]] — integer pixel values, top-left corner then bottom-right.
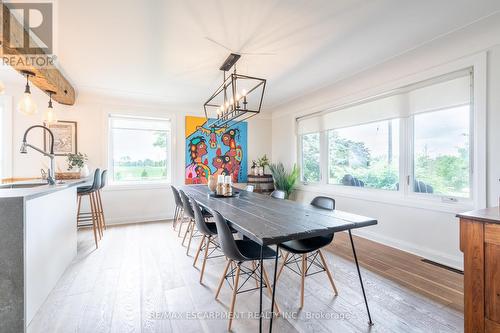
[[212, 209, 281, 331], [76, 168, 102, 249], [191, 199, 237, 284], [276, 196, 339, 309], [170, 186, 183, 231], [178, 189, 212, 255], [95, 169, 107, 231]]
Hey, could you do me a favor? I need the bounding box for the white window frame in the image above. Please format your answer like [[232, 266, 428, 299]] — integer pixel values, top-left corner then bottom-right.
[[299, 132, 322, 184], [106, 112, 173, 189], [296, 53, 486, 213]]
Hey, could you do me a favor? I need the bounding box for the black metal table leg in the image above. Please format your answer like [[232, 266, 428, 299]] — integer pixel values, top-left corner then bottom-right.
[[268, 245, 279, 333], [259, 246, 264, 332], [349, 230, 374, 326]]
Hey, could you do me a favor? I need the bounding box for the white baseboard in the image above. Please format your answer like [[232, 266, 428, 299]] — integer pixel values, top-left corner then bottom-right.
[[106, 215, 173, 226], [351, 228, 463, 271]]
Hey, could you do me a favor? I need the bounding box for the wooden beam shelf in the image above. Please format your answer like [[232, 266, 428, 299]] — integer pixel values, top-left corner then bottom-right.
[[0, 3, 76, 105]]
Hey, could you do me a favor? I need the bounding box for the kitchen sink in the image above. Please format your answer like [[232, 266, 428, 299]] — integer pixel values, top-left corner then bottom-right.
[[0, 183, 49, 189]]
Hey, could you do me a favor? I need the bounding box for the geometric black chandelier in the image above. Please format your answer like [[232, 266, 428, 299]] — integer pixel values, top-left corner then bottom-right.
[[204, 53, 266, 129]]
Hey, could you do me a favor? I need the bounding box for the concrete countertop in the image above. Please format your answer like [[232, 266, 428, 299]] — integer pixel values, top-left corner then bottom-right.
[[0, 178, 92, 200]]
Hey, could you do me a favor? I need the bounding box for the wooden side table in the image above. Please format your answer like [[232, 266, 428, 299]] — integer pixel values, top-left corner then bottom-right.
[[458, 207, 500, 333], [247, 174, 274, 193]]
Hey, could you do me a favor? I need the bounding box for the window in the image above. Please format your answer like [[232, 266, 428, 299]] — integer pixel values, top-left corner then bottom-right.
[[301, 132, 320, 182], [109, 115, 171, 184], [328, 119, 399, 190], [413, 106, 470, 197], [296, 66, 478, 204]]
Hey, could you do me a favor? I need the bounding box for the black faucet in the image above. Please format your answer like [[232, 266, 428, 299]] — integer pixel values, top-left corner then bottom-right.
[[20, 125, 56, 185]]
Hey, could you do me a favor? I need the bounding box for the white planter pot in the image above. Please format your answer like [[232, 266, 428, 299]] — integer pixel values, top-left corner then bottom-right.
[[80, 164, 90, 178]]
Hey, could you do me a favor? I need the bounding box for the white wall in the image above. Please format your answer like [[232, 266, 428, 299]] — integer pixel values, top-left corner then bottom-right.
[[1, 78, 272, 225], [270, 13, 500, 269]]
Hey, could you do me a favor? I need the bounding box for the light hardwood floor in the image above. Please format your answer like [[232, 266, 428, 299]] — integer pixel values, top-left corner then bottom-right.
[[28, 221, 463, 333]]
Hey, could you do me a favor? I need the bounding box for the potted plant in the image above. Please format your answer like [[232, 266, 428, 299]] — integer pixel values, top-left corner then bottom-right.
[[268, 162, 300, 199], [67, 152, 89, 177], [256, 154, 270, 176], [251, 160, 258, 176]]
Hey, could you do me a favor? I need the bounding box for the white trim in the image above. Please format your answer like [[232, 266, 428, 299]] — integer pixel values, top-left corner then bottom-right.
[[105, 215, 172, 226], [351, 228, 463, 270], [104, 182, 171, 191], [297, 185, 473, 214]]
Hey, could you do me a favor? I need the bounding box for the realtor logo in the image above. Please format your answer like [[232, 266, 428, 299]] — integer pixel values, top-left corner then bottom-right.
[[1, 2, 55, 67], [2, 2, 53, 54]]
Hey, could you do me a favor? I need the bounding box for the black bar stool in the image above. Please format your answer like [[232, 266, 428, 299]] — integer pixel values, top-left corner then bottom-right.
[[276, 196, 338, 309], [212, 209, 280, 331], [95, 169, 107, 231], [170, 186, 183, 231], [77, 168, 102, 249]]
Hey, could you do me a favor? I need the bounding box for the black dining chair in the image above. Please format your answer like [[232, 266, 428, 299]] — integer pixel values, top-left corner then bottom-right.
[[276, 196, 338, 309], [76, 168, 102, 249], [179, 189, 212, 255], [191, 199, 234, 284], [170, 186, 183, 230], [270, 190, 286, 199], [212, 209, 281, 331]]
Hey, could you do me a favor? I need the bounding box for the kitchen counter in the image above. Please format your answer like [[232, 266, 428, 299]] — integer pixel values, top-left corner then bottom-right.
[[0, 178, 91, 200], [0, 178, 89, 332]]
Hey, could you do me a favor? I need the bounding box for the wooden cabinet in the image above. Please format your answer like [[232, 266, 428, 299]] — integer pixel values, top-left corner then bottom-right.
[[458, 207, 500, 333]]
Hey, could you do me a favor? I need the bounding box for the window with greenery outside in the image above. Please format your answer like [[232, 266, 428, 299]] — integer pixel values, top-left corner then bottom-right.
[[328, 120, 399, 190], [301, 133, 320, 182]]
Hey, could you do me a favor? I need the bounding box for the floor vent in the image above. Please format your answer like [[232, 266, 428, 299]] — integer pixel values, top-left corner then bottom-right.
[[421, 259, 463, 275]]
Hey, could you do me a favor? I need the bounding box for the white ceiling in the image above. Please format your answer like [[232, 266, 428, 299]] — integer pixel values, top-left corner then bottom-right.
[[3, 0, 500, 112]]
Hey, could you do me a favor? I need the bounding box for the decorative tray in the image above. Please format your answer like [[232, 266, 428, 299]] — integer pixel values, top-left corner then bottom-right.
[[209, 191, 240, 198]]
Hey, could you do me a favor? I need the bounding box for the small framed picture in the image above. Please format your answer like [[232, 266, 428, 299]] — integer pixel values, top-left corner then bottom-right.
[[44, 121, 78, 156]]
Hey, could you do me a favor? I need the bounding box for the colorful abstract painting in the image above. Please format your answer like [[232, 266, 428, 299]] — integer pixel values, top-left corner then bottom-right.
[[185, 116, 248, 184]]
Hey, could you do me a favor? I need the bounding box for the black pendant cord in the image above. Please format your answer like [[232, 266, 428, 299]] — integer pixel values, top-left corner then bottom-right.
[[259, 246, 264, 333], [268, 245, 279, 333], [349, 230, 374, 326], [24, 73, 31, 93]]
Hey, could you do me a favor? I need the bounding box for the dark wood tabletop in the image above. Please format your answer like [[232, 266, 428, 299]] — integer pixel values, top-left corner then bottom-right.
[[180, 185, 378, 246]]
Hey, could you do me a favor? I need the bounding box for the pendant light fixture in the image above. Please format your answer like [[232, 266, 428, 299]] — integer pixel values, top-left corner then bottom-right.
[[18, 70, 38, 116], [204, 53, 266, 129], [43, 90, 57, 124]]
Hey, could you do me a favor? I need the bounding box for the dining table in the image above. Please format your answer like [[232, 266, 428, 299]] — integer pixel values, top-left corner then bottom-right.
[[180, 185, 378, 333]]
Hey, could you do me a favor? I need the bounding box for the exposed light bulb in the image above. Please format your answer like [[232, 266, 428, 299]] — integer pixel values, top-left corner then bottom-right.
[[18, 72, 37, 116], [216, 107, 222, 115], [0, 80, 5, 95], [241, 88, 247, 96], [18, 92, 37, 115], [43, 106, 57, 124], [43, 91, 57, 124]]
